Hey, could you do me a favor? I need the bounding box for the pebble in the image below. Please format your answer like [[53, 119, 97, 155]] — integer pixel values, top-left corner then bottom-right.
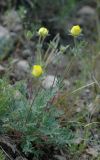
[[42, 75, 58, 89]]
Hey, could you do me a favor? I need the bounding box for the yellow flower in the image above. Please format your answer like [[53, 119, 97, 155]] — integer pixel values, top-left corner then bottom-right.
[[70, 25, 82, 37], [38, 27, 49, 37], [32, 65, 43, 77]]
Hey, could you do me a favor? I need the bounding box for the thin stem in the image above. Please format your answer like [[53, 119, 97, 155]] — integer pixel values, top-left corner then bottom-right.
[[45, 34, 60, 67], [59, 56, 76, 89], [84, 121, 100, 128], [25, 84, 42, 124], [44, 34, 59, 61], [0, 146, 13, 160], [36, 36, 45, 65], [71, 82, 95, 94], [51, 81, 96, 105], [45, 66, 58, 109], [74, 37, 78, 56]]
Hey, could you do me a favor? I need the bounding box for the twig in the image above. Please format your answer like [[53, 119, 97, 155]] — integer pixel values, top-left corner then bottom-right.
[[71, 82, 96, 94], [0, 146, 13, 160]]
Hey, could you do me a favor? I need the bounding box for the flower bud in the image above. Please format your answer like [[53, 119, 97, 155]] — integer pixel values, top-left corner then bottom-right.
[[38, 27, 49, 37], [32, 65, 43, 77], [70, 25, 82, 37]]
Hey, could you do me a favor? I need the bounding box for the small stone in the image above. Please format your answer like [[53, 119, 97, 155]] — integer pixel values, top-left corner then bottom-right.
[[13, 60, 30, 80], [3, 10, 22, 32], [86, 147, 98, 157], [0, 25, 13, 60], [22, 49, 31, 59], [76, 6, 97, 39], [63, 80, 71, 89], [76, 107, 81, 113], [54, 155, 66, 160], [77, 6, 96, 17], [15, 156, 27, 160], [0, 25, 10, 39], [42, 75, 58, 89], [85, 89, 90, 94], [16, 60, 30, 73]]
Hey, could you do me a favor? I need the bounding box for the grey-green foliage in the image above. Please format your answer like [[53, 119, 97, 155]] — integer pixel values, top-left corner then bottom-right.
[[0, 79, 14, 118], [0, 79, 73, 156], [0, 150, 5, 160]]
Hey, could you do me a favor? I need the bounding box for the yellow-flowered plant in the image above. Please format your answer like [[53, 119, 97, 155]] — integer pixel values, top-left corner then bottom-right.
[[32, 65, 43, 77], [70, 25, 82, 37], [38, 27, 49, 37]]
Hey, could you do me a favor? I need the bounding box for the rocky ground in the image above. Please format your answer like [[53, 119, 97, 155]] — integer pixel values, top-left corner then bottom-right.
[[0, 0, 100, 160]]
